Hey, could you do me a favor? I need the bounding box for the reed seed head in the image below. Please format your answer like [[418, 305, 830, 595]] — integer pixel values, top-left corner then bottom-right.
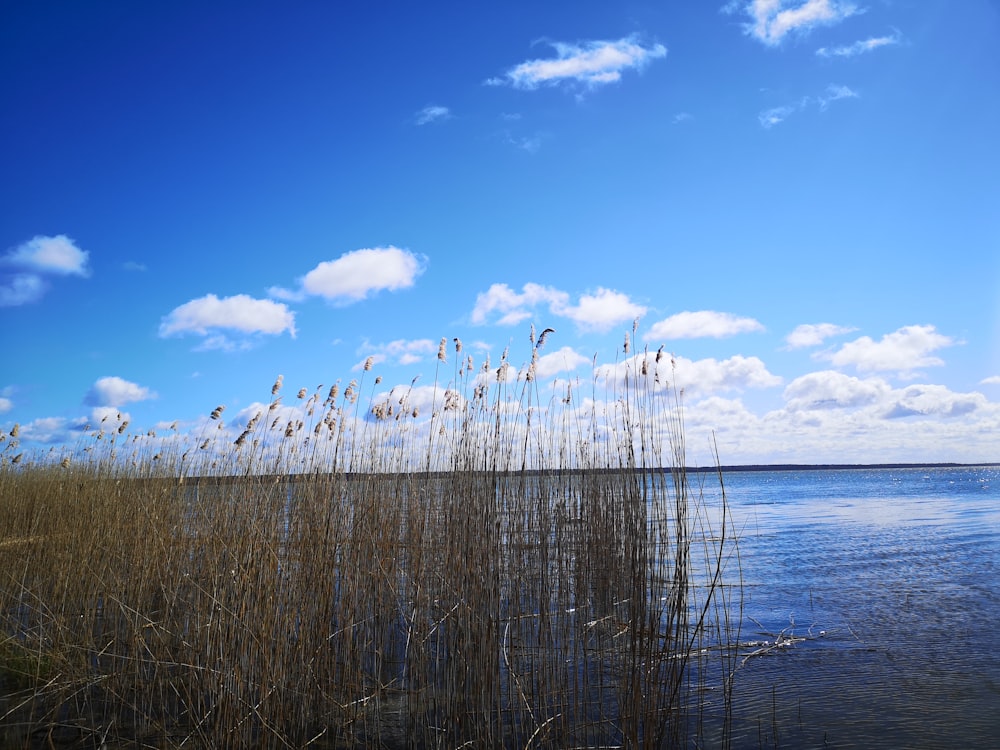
[[438, 337, 447, 362], [363, 356, 374, 372], [210, 405, 225, 420], [272, 375, 284, 395]]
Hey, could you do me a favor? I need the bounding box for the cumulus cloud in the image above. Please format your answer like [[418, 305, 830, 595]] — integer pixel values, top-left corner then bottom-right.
[[825, 325, 956, 375], [558, 289, 647, 332], [816, 32, 900, 58], [0, 397, 11, 414], [18, 416, 88, 444], [645, 311, 765, 341], [597, 353, 781, 398], [785, 322, 857, 349], [783, 370, 890, 410], [85, 376, 156, 408], [487, 36, 666, 90], [727, 0, 861, 46], [981, 376, 1000, 386], [415, 105, 451, 125], [159, 294, 297, 345], [883, 384, 985, 419], [0, 235, 91, 306], [535, 347, 590, 380], [271, 247, 425, 304], [471, 283, 645, 332]]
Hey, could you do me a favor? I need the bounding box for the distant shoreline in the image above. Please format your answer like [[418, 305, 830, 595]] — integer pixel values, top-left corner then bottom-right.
[[693, 462, 1000, 473], [156, 462, 1000, 486]]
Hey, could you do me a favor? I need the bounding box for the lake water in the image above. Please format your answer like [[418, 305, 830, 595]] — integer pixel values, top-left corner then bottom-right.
[[707, 465, 1000, 749]]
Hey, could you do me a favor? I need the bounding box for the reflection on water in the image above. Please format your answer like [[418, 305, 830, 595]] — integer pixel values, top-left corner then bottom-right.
[[716, 466, 1000, 749]]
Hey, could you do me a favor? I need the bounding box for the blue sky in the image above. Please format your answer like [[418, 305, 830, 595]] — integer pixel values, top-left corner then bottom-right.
[[2, 0, 999, 465]]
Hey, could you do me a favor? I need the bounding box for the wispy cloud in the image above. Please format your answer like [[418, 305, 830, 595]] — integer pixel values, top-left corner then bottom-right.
[[645, 311, 765, 341], [0, 397, 11, 414], [159, 293, 296, 348], [817, 83, 858, 109], [981, 376, 1000, 386], [817, 31, 900, 58], [726, 0, 861, 46], [357, 339, 438, 368], [486, 35, 666, 91], [471, 283, 646, 333], [758, 83, 858, 127], [672, 112, 694, 125], [759, 104, 799, 128], [122, 261, 148, 272], [785, 322, 857, 348], [271, 246, 426, 304], [823, 324, 956, 375], [415, 105, 451, 125], [84, 376, 156, 408], [0, 234, 90, 306]]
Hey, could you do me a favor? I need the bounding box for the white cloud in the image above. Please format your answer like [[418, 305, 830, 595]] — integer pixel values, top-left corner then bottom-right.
[[416, 105, 451, 125], [785, 322, 857, 348], [1, 235, 91, 306], [159, 294, 296, 340], [19, 416, 88, 444], [471, 282, 569, 326], [85, 376, 156, 408], [825, 325, 956, 375], [122, 261, 148, 272], [730, 0, 861, 46], [489, 36, 666, 91], [759, 104, 797, 128], [817, 32, 900, 58], [883, 384, 985, 419], [596, 353, 781, 399], [535, 347, 590, 380], [645, 311, 765, 341], [4, 235, 90, 276], [358, 339, 438, 368], [758, 83, 857, 127], [672, 112, 694, 125], [471, 283, 645, 332], [817, 83, 858, 109], [299, 247, 425, 303], [673, 354, 782, 396], [783, 370, 890, 410], [557, 288, 647, 332], [0, 273, 46, 306], [0, 397, 11, 414], [981, 376, 1000, 386]]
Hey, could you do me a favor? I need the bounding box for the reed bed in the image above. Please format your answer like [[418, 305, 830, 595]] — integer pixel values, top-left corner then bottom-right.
[[0, 333, 740, 748]]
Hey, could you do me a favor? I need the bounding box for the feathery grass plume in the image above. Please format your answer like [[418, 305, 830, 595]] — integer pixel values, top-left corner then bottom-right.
[[537, 327, 555, 350], [209, 405, 225, 420], [437, 337, 447, 362], [374, 376, 382, 385], [272, 374, 284, 395], [454, 337, 462, 354], [118, 420, 129, 434], [297, 388, 307, 399], [9, 423, 19, 438], [624, 331, 631, 354], [363, 356, 374, 372]]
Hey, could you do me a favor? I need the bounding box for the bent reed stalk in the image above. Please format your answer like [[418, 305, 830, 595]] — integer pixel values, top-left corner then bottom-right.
[[0, 336, 740, 748]]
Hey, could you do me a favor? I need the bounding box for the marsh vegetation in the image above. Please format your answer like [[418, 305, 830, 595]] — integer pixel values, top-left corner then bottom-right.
[[0, 333, 740, 748]]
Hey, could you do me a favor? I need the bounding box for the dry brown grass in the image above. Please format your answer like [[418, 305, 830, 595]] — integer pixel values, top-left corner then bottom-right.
[[0, 341, 740, 748]]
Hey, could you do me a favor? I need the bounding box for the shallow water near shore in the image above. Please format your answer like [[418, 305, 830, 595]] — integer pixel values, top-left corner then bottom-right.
[[712, 465, 1000, 749]]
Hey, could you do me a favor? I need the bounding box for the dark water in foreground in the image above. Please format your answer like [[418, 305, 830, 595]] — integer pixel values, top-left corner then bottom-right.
[[710, 465, 1000, 749]]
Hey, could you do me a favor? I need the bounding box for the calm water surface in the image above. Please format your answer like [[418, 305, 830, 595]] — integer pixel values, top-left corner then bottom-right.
[[711, 465, 1000, 749]]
